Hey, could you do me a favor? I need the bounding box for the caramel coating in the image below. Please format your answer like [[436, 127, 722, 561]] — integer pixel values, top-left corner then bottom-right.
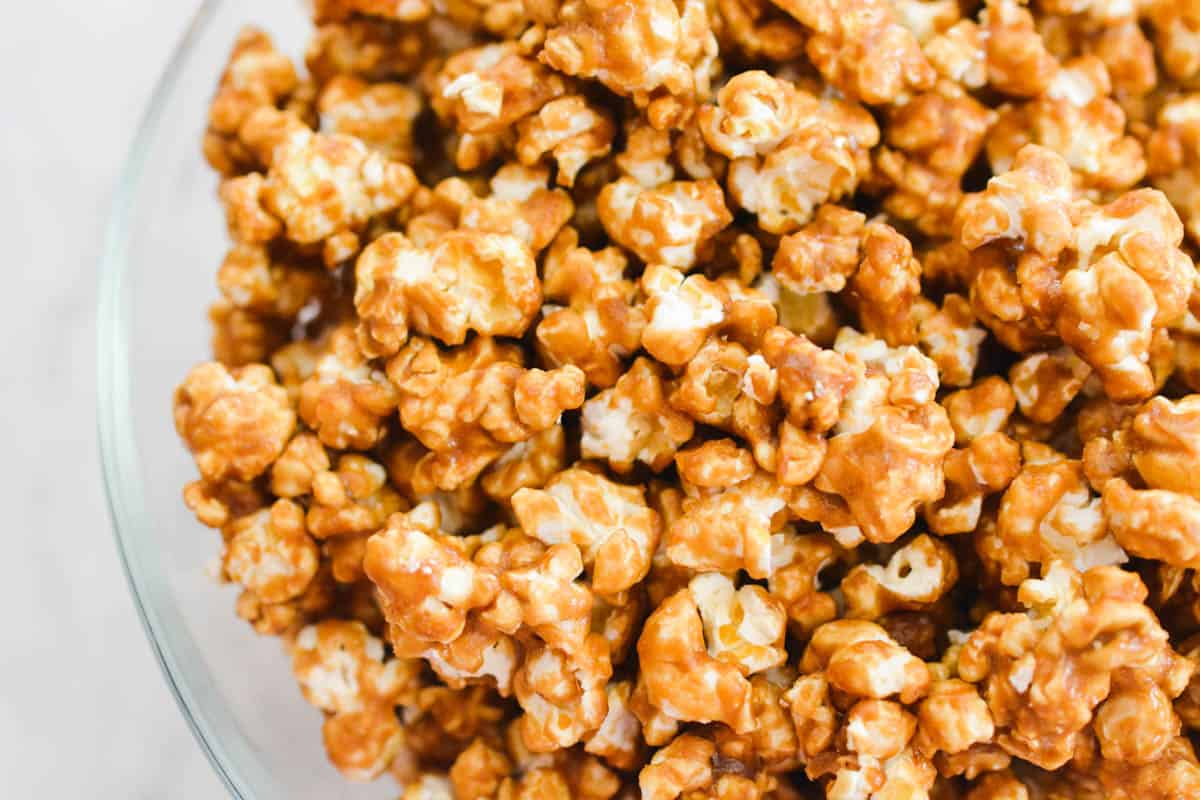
[[176, 6, 1200, 795]]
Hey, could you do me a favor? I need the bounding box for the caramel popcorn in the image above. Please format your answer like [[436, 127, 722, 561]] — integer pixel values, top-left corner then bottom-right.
[[177, 5, 1200, 794]]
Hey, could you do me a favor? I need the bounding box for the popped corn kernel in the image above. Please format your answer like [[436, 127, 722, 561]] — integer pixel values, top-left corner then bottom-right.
[[224, 499, 320, 603], [354, 230, 541, 356], [175, 361, 296, 482], [580, 357, 695, 473], [598, 176, 732, 269]]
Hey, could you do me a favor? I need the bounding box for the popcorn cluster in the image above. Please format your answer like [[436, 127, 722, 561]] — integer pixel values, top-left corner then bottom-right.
[[177, 1, 1200, 796]]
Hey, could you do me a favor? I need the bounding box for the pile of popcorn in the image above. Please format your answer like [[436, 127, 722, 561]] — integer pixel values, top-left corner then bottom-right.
[[173, 0, 1200, 795]]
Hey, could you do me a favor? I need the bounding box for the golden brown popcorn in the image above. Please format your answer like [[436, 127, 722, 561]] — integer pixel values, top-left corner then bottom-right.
[[987, 454, 1124, 585], [943, 377, 1018, 446], [637, 584, 755, 733], [1008, 347, 1092, 424], [299, 326, 399, 451], [584, 680, 644, 770], [513, 636, 612, 751], [714, 0, 806, 61], [986, 57, 1144, 195], [842, 534, 959, 619], [218, 175, 282, 244], [874, 82, 997, 237], [307, 454, 405, 539], [772, 0, 936, 104], [767, 531, 840, 635], [515, 95, 616, 187], [480, 425, 567, 502], [666, 468, 792, 578], [512, 467, 661, 596], [581, 357, 696, 473], [263, 127, 417, 251], [316, 75, 422, 162], [926, 431, 1022, 535], [450, 738, 512, 800], [535, 228, 645, 388], [305, 15, 431, 85], [354, 231, 541, 357], [959, 563, 1193, 769], [430, 43, 567, 137], [1103, 479, 1200, 569], [1147, 96, 1200, 246], [183, 477, 265, 529], [313, 0, 433, 23], [707, 76, 879, 234], [204, 28, 302, 176], [214, 243, 329, 323], [640, 266, 728, 365], [208, 300, 288, 368], [538, 0, 718, 129], [913, 294, 988, 388], [364, 503, 500, 648], [925, 20, 987, 89], [500, 542, 594, 651], [639, 733, 714, 800], [224, 499, 320, 603], [980, 0, 1059, 97], [292, 619, 419, 714], [175, 361, 296, 482], [850, 220, 924, 347], [689, 572, 787, 674], [388, 336, 585, 488], [667, 337, 779, 470], [813, 328, 955, 545], [801, 619, 932, 703], [1143, 0, 1200, 83], [914, 678, 996, 759], [597, 176, 731, 268], [770, 204, 865, 296]]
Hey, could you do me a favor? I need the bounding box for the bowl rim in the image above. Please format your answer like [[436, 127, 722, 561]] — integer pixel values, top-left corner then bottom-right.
[[95, 1, 244, 797]]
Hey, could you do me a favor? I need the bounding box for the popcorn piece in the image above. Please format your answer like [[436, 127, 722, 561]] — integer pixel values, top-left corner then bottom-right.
[[850, 220, 924, 347], [430, 43, 567, 137], [500, 542, 594, 651], [292, 619, 419, 714], [581, 358, 695, 473], [480, 425, 567, 502], [689, 572, 787, 675], [637, 584, 755, 733], [1128, 395, 1200, 498], [771, 205, 865, 296], [598, 177, 732, 269], [364, 504, 500, 648], [814, 329, 955, 544], [666, 469, 792, 579], [1008, 347, 1092, 424], [307, 453, 405, 539], [584, 680, 644, 770], [639, 734, 714, 800], [714, 0, 807, 62], [354, 230, 541, 356], [914, 679, 995, 758], [204, 28, 302, 175], [513, 467, 661, 596], [915, 294, 988, 387], [986, 57, 1145, 194], [539, 0, 719, 127], [959, 563, 1193, 769], [1103, 479, 1200, 570], [513, 636, 612, 751], [536, 228, 645, 388], [299, 326, 399, 451], [388, 337, 585, 488], [943, 377, 1017, 445], [803, 619, 932, 704], [767, 531, 840, 635], [926, 430, 1021, 535], [317, 75, 422, 161], [175, 362, 296, 482], [842, 534, 959, 619], [224, 499, 320, 603], [708, 75, 878, 234], [183, 478, 265, 529], [988, 455, 1125, 585], [1147, 96, 1200, 245], [771, 0, 936, 104], [516, 95, 616, 187], [263, 127, 417, 249], [980, 0, 1058, 97], [305, 16, 431, 85]]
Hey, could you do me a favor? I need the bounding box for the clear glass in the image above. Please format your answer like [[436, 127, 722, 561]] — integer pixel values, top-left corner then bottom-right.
[[97, 2, 392, 797]]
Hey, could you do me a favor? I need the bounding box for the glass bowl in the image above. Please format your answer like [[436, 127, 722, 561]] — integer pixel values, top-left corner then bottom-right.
[[97, 2, 392, 797]]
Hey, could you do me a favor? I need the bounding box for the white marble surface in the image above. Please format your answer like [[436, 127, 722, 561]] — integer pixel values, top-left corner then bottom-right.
[[2, 1, 227, 796]]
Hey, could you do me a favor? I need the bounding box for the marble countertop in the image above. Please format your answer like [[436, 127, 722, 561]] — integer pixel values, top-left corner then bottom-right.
[[3, 1, 226, 796]]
